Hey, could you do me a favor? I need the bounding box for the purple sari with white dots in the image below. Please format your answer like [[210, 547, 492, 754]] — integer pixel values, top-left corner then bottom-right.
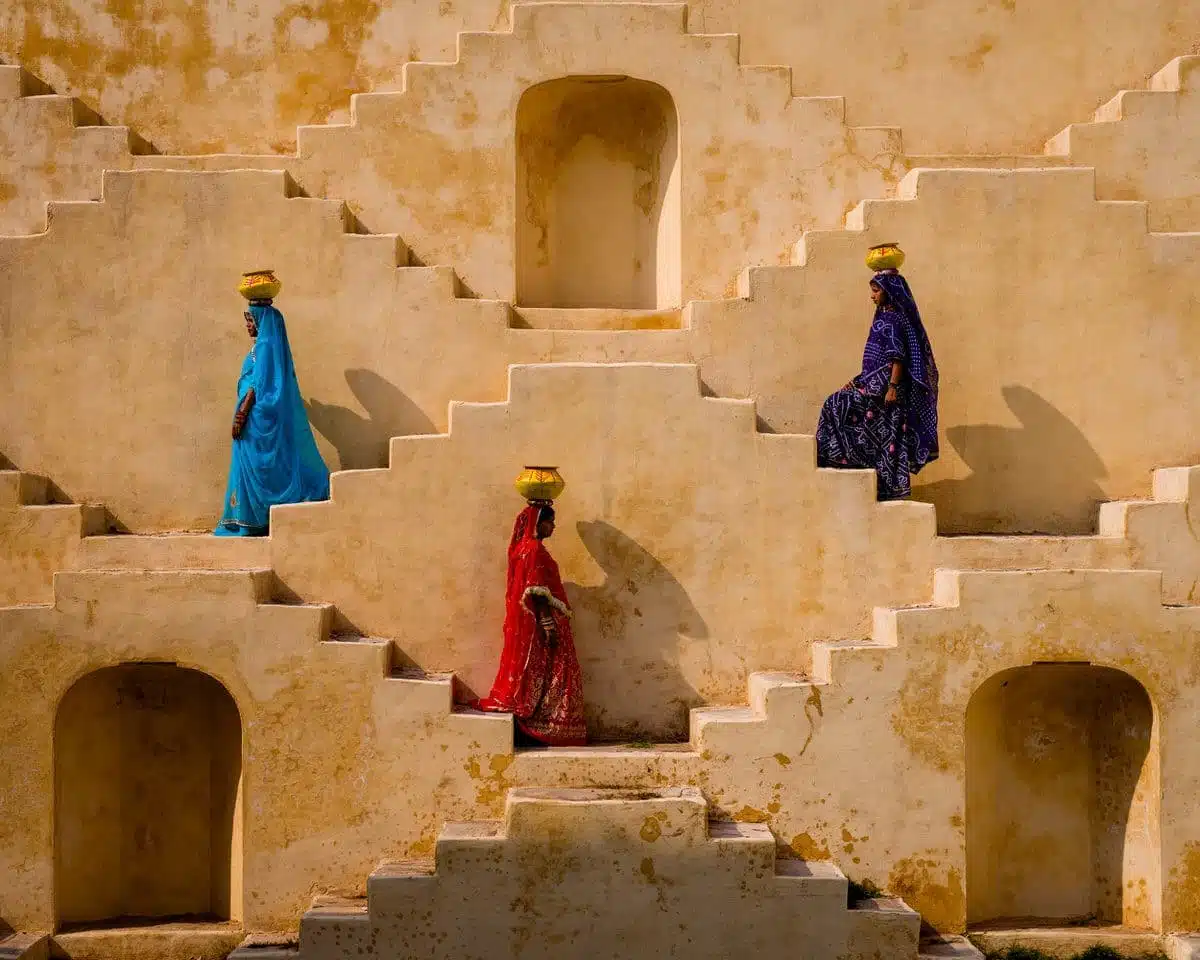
[[815, 272, 939, 500]]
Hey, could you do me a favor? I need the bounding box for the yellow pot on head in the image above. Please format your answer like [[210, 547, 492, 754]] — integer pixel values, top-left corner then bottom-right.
[[515, 466, 566, 503], [239, 269, 282, 302], [865, 243, 905, 272]]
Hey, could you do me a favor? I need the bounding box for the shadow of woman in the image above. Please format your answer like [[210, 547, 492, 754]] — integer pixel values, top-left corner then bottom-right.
[[304, 368, 437, 470], [567, 520, 708, 743], [915, 385, 1108, 535]]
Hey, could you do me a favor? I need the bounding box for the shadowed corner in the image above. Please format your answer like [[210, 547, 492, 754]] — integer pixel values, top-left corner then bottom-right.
[[305, 368, 437, 471], [568, 520, 707, 742], [914, 384, 1108, 535]]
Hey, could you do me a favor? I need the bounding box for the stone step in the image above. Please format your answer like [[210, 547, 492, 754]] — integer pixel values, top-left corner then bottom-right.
[[0, 65, 52, 100], [50, 922, 244, 960], [967, 926, 1165, 958], [227, 933, 299, 959], [305, 786, 919, 959], [934, 534, 1130, 571], [0, 470, 48, 506], [1151, 54, 1200, 93], [0, 933, 48, 960], [76, 533, 272, 571], [920, 935, 985, 960], [904, 154, 1072, 169], [509, 306, 684, 330]]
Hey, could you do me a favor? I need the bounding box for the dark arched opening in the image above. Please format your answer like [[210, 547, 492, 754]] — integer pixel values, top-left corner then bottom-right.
[[54, 663, 243, 929], [966, 664, 1160, 930], [516, 75, 681, 309]]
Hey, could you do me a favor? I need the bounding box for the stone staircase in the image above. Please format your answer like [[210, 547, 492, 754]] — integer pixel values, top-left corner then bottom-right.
[[1044, 54, 1200, 229], [280, 786, 920, 960], [0, 63, 154, 235], [0, 468, 106, 605], [901, 54, 1200, 230], [4, 8, 1200, 954]]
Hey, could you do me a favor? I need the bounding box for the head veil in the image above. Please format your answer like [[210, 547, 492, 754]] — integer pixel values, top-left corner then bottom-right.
[[872, 271, 940, 469], [871, 272, 938, 397]]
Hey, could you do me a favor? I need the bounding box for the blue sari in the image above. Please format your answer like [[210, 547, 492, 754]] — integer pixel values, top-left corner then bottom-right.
[[815, 272, 939, 500], [214, 304, 330, 536]]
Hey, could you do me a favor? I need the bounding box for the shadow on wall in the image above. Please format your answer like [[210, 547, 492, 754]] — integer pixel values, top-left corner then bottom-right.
[[915, 385, 1107, 535], [568, 520, 706, 742], [305, 368, 437, 470]]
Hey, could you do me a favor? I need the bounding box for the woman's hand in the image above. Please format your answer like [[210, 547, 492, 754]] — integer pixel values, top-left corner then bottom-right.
[[884, 385, 898, 405], [232, 389, 255, 439]]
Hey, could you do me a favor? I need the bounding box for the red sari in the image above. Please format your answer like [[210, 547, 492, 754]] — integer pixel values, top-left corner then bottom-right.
[[475, 505, 587, 745]]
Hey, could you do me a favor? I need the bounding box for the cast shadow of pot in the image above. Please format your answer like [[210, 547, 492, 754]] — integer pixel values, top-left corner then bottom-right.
[[305, 368, 437, 470], [567, 520, 708, 743], [915, 385, 1107, 534]]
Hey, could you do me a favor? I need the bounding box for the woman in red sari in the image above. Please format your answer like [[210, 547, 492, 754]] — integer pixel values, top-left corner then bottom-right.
[[475, 502, 587, 746]]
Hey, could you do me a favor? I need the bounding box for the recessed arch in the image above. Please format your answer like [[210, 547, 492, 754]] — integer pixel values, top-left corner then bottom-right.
[[515, 75, 681, 309], [966, 663, 1160, 929], [54, 663, 243, 929]]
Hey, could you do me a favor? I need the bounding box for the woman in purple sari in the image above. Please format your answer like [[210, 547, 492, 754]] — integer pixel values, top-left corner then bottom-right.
[[815, 270, 939, 500]]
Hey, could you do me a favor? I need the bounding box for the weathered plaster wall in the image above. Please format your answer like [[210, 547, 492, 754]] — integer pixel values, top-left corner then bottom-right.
[[0, 569, 516, 932], [0, 80, 136, 236], [55, 664, 242, 924], [691, 569, 1197, 932], [286, 2, 904, 302], [270, 361, 935, 740], [693, 167, 1200, 533], [300, 788, 919, 960], [1, 0, 1197, 157], [514, 76, 681, 309], [2, 168, 1200, 535], [1047, 55, 1200, 232], [3, 567, 1197, 937], [965, 666, 1157, 925], [3, 167, 1197, 540]]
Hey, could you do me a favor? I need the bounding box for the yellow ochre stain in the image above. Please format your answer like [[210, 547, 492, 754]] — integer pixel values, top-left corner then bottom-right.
[[790, 832, 832, 860]]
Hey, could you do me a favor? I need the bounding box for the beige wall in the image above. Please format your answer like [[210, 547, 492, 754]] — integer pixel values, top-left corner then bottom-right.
[[692, 569, 1200, 932], [271, 361, 934, 740], [4, 565, 1199, 936], [0, 569, 519, 932], [3, 166, 1198, 539], [965, 665, 1158, 926], [300, 788, 918, 960], [2, 0, 1197, 157], [1047, 56, 1200, 231], [515, 77, 681, 309], [55, 664, 242, 925], [283, 2, 904, 303]]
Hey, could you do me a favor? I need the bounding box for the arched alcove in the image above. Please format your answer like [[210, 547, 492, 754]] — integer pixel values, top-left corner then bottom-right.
[[55, 664, 243, 928], [516, 76, 681, 309], [966, 664, 1160, 929]]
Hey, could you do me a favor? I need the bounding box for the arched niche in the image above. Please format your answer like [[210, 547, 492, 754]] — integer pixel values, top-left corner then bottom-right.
[[966, 664, 1160, 929], [516, 75, 681, 309], [55, 664, 243, 928]]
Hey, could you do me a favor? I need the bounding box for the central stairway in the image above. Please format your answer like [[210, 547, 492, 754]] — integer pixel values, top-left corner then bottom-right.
[[288, 786, 919, 960]]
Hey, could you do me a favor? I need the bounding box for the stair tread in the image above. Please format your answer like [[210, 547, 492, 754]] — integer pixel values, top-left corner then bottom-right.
[[372, 859, 436, 879], [708, 820, 773, 840], [775, 858, 846, 880]]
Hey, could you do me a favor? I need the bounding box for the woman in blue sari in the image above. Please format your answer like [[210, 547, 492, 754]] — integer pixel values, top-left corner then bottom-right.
[[815, 270, 939, 500], [214, 300, 330, 536]]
